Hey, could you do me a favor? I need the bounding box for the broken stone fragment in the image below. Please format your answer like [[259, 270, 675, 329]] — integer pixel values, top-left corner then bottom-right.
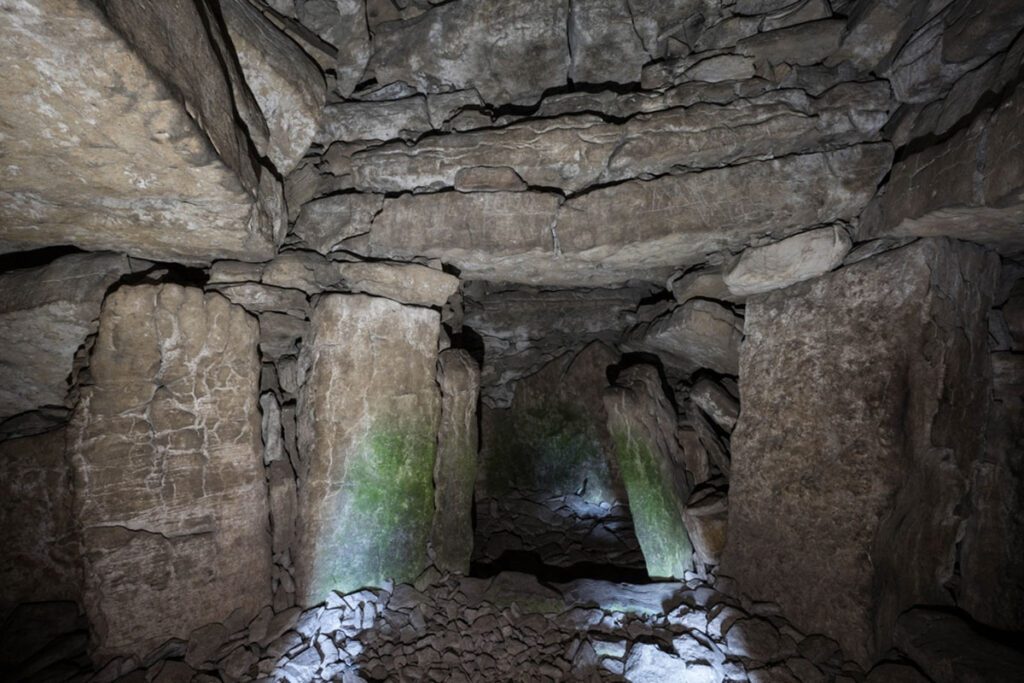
[[294, 294, 440, 602], [684, 487, 728, 567], [292, 193, 384, 255], [605, 365, 692, 579], [296, 0, 370, 97], [568, 0, 648, 85], [220, 0, 326, 175], [689, 378, 740, 434], [723, 225, 852, 296], [315, 96, 431, 144], [632, 300, 743, 376], [70, 284, 271, 660], [0, 252, 131, 421], [431, 350, 481, 574]]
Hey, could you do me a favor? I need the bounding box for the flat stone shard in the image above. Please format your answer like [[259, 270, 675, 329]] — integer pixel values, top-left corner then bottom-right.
[[292, 194, 384, 255], [431, 350, 481, 574], [0, 0, 279, 263], [0, 253, 131, 421], [70, 285, 271, 659], [605, 365, 692, 579], [0, 429, 80, 609], [723, 226, 852, 296], [369, 0, 570, 105], [722, 239, 998, 665], [294, 295, 440, 602], [221, 0, 326, 175], [684, 487, 728, 567]]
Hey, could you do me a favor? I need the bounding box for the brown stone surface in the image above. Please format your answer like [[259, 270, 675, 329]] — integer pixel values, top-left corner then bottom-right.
[[0, 0, 280, 263], [70, 285, 270, 659], [631, 299, 744, 376], [0, 429, 79, 609], [294, 294, 440, 603], [722, 239, 998, 665], [0, 253, 131, 420], [431, 349, 481, 574]]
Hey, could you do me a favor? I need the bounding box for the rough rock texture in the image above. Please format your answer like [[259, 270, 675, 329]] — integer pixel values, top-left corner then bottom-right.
[[722, 239, 999, 665], [221, 0, 326, 175], [0, 0, 280, 263], [369, 0, 570, 106], [0, 429, 79, 609], [723, 225, 853, 296], [70, 284, 271, 659], [862, 81, 1024, 255], [631, 299, 744, 377], [294, 294, 440, 602], [0, 253, 131, 421], [463, 282, 658, 407], [684, 487, 729, 567], [291, 194, 383, 254], [959, 350, 1024, 629], [605, 365, 692, 579], [431, 349, 480, 574]]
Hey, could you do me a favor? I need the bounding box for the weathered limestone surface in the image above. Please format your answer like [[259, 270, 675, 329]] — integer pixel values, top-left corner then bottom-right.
[[221, 0, 326, 175], [631, 299, 743, 376], [431, 350, 480, 574], [722, 239, 999, 665], [345, 85, 890, 195], [0, 0, 279, 263], [292, 194, 383, 255], [723, 225, 852, 296], [369, 0, 570, 106], [0, 253, 131, 421], [295, 294, 440, 603], [861, 81, 1024, 255], [0, 429, 79, 609], [362, 144, 891, 285], [70, 285, 271, 659], [605, 365, 692, 579]]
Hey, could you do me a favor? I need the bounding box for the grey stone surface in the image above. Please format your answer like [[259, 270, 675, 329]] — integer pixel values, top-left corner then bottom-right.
[[0, 253, 131, 421], [632, 300, 744, 376], [294, 294, 440, 602], [431, 349, 480, 574], [722, 239, 999, 665], [723, 226, 852, 296], [70, 285, 271, 659]]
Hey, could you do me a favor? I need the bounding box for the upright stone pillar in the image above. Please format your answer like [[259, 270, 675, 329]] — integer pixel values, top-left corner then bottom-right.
[[722, 238, 998, 665], [431, 349, 481, 574], [70, 285, 271, 660], [294, 294, 440, 603], [604, 365, 692, 579]]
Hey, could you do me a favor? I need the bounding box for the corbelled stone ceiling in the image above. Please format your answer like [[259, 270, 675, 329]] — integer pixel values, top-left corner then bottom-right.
[[0, 0, 1022, 681]]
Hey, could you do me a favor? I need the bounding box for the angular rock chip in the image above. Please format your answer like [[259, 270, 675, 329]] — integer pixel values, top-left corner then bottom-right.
[[0, 253, 131, 421], [689, 378, 740, 433], [294, 295, 440, 602], [605, 366, 692, 579], [722, 239, 998, 665], [292, 194, 385, 255], [369, 0, 570, 105], [684, 487, 728, 566], [431, 350, 481, 574], [568, 0, 648, 84], [70, 284, 271, 659], [0, 0, 280, 263], [221, 0, 325, 175], [723, 225, 852, 296], [632, 300, 743, 376]]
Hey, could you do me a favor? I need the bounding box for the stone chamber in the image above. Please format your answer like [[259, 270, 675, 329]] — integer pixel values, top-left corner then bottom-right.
[[1, 1, 1022, 681]]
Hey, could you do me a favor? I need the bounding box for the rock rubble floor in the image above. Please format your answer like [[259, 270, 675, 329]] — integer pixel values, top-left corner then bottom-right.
[[66, 570, 894, 683]]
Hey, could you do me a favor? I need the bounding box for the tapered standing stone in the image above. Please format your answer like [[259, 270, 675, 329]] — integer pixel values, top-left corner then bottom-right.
[[70, 285, 270, 659], [722, 238, 998, 666], [605, 365, 692, 579], [431, 349, 481, 574], [295, 294, 440, 603]]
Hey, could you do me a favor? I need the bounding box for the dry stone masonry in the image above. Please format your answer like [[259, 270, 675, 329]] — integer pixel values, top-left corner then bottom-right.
[[1, 0, 1022, 681]]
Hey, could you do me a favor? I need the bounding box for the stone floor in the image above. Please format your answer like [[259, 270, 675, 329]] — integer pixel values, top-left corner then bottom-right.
[[5, 569, 927, 683]]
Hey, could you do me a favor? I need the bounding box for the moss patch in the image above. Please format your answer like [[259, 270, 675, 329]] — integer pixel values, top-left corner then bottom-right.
[[312, 420, 436, 596], [613, 429, 692, 579]]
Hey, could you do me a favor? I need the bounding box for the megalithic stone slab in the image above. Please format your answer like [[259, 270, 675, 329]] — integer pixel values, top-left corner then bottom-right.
[[431, 349, 481, 574], [70, 285, 271, 660], [294, 294, 440, 603], [604, 365, 692, 579], [721, 238, 998, 666]]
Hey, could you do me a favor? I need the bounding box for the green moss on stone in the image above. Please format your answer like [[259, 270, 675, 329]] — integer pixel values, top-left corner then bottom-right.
[[313, 420, 436, 595], [612, 430, 692, 579]]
